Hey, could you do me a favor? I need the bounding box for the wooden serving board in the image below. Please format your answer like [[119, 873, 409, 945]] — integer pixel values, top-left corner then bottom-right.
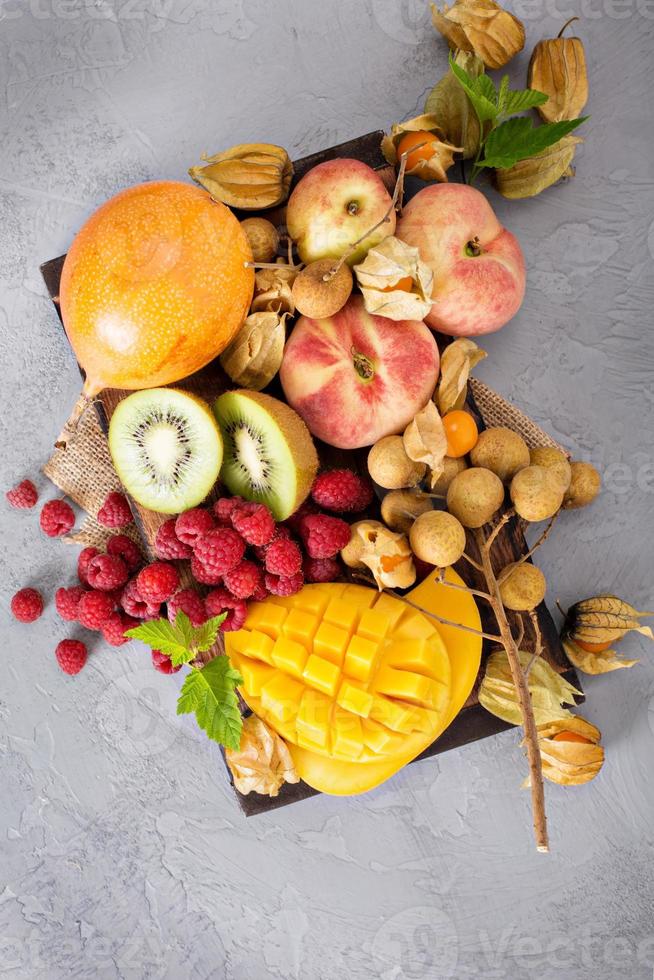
[[41, 130, 581, 816]]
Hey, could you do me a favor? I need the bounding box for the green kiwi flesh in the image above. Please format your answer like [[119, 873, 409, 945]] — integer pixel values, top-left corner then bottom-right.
[[214, 389, 318, 521], [108, 388, 223, 514]]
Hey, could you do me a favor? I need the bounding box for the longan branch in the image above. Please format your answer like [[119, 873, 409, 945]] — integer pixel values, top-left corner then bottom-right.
[[497, 513, 559, 586], [524, 611, 543, 677], [460, 552, 484, 574], [436, 568, 494, 604], [486, 508, 516, 550], [513, 614, 525, 651], [475, 527, 549, 853]]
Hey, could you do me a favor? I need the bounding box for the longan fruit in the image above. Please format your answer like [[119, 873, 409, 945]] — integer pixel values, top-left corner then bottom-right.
[[510, 465, 564, 522], [563, 462, 601, 509], [469, 427, 530, 483], [529, 446, 572, 493], [240, 217, 279, 262], [292, 259, 353, 319], [430, 455, 467, 496], [446, 467, 505, 529], [368, 436, 426, 490], [410, 510, 466, 567], [499, 562, 547, 611], [381, 489, 432, 534]]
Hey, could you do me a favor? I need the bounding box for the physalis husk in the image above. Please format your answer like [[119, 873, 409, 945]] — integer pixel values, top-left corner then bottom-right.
[[430, 0, 525, 70], [403, 401, 448, 489], [436, 338, 487, 415], [346, 520, 416, 591], [526, 716, 604, 786], [354, 237, 434, 321], [225, 714, 299, 797], [479, 649, 581, 727], [381, 114, 461, 181]]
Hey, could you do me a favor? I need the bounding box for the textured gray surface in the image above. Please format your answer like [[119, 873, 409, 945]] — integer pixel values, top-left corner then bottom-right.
[[1, 2, 653, 978]]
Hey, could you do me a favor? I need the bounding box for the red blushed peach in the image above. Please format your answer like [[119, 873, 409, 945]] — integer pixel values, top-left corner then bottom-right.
[[280, 295, 440, 450], [396, 184, 526, 336]]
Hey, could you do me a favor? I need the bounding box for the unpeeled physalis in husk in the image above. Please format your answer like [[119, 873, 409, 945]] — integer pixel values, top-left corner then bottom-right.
[[528, 18, 588, 123], [561, 595, 652, 675], [528, 717, 604, 786], [251, 263, 297, 315], [436, 338, 486, 415], [354, 237, 434, 321], [382, 115, 460, 182], [403, 401, 448, 489], [495, 136, 582, 200], [220, 311, 288, 391], [425, 50, 483, 160], [341, 520, 416, 591], [189, 143, 293, 210], [225, 714, 299, 797], [431, 0, 525, 70], [479, 649, 581, 727]]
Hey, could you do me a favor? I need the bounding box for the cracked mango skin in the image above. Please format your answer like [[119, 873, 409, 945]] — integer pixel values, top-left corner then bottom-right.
[[225, 570, 481, 795]]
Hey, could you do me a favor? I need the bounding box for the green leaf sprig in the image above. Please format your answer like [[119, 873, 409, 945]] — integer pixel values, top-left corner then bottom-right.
[[126, 611, 243, 750], [448, 53, 588, 184]]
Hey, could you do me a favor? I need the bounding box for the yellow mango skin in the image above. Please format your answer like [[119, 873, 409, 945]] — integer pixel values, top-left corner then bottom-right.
[[226, 570, 481, 796]]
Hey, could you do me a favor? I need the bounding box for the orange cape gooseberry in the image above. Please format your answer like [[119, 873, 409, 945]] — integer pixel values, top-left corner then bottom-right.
[[442, 410, 479, 458], [574, 638, 615, 653], [552, 731, 594, 744], [396, 130, 440, 171], [60, 181, 254, 401]]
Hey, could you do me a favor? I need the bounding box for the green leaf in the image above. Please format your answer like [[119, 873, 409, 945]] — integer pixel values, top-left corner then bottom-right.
[[174, 611, 195, 650], [496, 75, 510, 115], [177, 656, 244, 750], [125, 618, 193, 663], [481, 116, 588, 169], [448, 53, 497, 125], [501, 88, 549, 117], [476, 73, 497, 105], [193, 614, 228, 653]]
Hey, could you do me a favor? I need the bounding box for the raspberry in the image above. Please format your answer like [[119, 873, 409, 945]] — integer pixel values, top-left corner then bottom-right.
[[154, 519, 192, 560], [264, 572, 304, 597], [205, 588, 247, 632], [6, 479, 38, 509], [223, 560, 263, 600], [167, 588, 207, 628], [55, 639, 87, 675], [86, 553, 129, 591], [265, 537, 302, 577], [252, 525, 291, 562], [231, 501, 275, 546], [284, 499, 319, 533], [300, 514, 351, 559], [136, 562, 180, 603], [189, 553, 223, 586], [121, 579, 160, 619], [102, 611, 139, 647], [97, 491, 133, 528], [11, 587, 44, 623], [175, 508, 215, 546], [152, 650, 181, 674], [252, 581, 269, 601], [40, 499, 75, 537], [55, 585, 86, 621], [213, 496, 245, 525], [303, 556, 341, 583], [311, 469, 374, 512], [77, 547, 99, 585], [107, 534, 143, 571], [194, 528, 245, 576], [77, 590, 114, 630]]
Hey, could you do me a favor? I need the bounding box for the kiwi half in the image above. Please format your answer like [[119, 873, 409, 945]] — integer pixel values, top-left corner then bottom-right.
[[108, 388, 223, 514], [214, 389, 318, 521]]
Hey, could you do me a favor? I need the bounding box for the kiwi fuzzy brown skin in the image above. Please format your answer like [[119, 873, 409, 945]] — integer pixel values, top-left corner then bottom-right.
[[469, 427, 530, 483], [529, 446, 572, 493], [510, 465, 564, 522], [368, 436, 426, 490], [292, 259, 353, 319], [446, 467, 505, 529], [563, 461, 601, 509], [499, 561, 547, 611]]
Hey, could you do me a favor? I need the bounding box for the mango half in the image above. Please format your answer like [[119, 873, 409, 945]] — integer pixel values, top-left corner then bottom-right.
[[225, 570, 481, 795]]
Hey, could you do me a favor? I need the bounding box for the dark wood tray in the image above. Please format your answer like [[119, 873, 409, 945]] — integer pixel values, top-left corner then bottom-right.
[[41, 130, 581, 816]]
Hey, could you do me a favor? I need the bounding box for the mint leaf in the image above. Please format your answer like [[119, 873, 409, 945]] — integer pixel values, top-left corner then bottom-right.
[[448, 54, 497, 124], [476, 73, 497, 105], [481, 116, 588, 169], [174, 611, 195, 651], [501, 88, 549, 116], [496, 75, 510, 115], [177, 656, 243, 750], [125, 618, 192, 662], [194, 614, 228, 653]]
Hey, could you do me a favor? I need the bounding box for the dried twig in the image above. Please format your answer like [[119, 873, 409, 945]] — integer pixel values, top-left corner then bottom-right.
[[524, 611, 544, 677], [486, 508, 516, 549], [460, 551, 484, 574], [436, 568, 494, 604], [497, 513, 559, 585]]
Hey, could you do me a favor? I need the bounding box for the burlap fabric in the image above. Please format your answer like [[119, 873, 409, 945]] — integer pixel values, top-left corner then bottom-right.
[[43, 379, 563, 548]]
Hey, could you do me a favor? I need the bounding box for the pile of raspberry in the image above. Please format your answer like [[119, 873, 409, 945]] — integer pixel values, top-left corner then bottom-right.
[[7, 468, 373, 678]]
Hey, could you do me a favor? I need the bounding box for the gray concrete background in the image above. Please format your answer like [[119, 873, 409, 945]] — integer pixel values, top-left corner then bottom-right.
[[1, 2, 653, 978]]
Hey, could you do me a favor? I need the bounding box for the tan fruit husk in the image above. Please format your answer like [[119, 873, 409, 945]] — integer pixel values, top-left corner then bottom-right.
[[403, 401, 448, 489], [251, 263, 297, 315], [431, 0, 525, 70], [525, 717, 604, 787], [563, 638, 639, 675], [425, 50, 483, 159], [354, 237, 434, 320], [225, 715, 299, 797], [436, 338, 487, 415], [220, 311, 288, 391], [563, 595, 654, 645], [381, 114, 461, 181], [479, 649, 581, 727], [351, 520, 416, 590], [189, 143, 293, 210], [495, 136, 582, 200], [528, 25, 588, 123]]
